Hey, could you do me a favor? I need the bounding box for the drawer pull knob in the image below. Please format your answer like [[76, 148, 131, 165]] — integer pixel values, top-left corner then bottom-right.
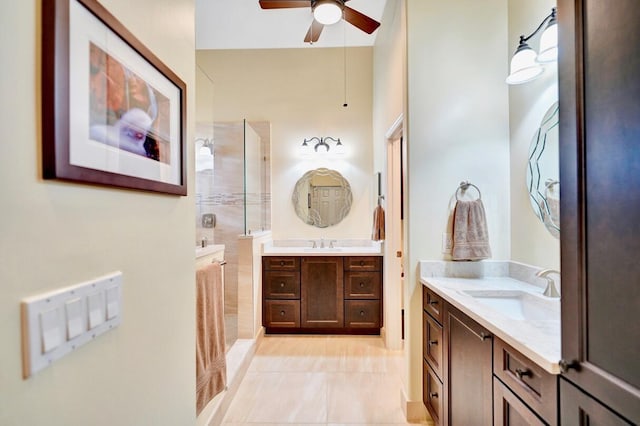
[[479, 331, 491, 340], [515, 368, 532, 379], [280, 282, 285, 287], [559, 359, 580, 373], [280, 310, 285, 316], [280, 261, 285, 266], [428, 340, 438, 346], [428, 300, 439, 306], [429, 392, 438, 399], [359, 282, 365, 287], [360, 261, 365, 266], [360, 310, 365, 316]]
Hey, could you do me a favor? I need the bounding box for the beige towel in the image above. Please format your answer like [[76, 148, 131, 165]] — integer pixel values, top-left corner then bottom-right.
[[196, 262, 226, 415], [372, 204, 385, 241], [451, 199, 492, 261]]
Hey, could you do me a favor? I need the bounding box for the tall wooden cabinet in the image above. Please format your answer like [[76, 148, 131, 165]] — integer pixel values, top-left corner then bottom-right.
[[558, 0, 640, 423]]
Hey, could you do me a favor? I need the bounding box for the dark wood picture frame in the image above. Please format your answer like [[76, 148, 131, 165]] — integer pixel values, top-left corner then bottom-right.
[[42, 0, 187, 195]]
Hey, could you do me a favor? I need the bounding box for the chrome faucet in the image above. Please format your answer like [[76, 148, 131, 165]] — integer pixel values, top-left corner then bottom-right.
[[329, 240, 337, 248], [320, 237, 325, 248], [309, 240, 317, 248], [536, 269, 561, 298]]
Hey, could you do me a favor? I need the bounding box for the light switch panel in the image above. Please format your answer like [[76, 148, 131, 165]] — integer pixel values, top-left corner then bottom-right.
[[21, 271, 123, 378], [65, 297, 84, 340]]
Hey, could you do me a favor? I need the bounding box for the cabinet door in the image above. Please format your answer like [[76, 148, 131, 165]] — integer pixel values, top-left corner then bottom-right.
[[560, 378, 633, 425], [494, 377, 546, 426], [559, 0, 640, 422], [300, 256, 344, 328], [446, 304, 492, 425]]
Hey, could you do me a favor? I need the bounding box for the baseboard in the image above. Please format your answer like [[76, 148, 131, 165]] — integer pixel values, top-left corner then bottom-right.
[[400, 387, 432, 425]]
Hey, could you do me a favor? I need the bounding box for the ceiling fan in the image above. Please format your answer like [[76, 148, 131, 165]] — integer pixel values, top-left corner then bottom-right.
[[258, 0, 381, 43]]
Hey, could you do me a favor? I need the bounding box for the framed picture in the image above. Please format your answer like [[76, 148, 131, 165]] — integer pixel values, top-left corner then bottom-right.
[[42, 0, 187, 195]]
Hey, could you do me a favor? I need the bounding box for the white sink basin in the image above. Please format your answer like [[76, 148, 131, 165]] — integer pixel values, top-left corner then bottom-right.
[[461, 290, 560, 321], [303, 247, 344, 252]]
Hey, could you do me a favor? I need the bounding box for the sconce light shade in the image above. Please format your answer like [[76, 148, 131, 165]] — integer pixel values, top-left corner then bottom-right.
[[506, 41, 544, 85], [537, 21, 558, 63], [299, 139, 312, 156], [300, 136, 344, 155], [313, 0, 343, 25], [334, 139, 345, 154], [196, 145, 213, 171]]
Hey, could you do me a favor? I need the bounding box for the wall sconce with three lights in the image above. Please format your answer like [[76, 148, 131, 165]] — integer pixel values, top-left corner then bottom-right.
[[300, 136, 345, 155], [506, 7, 558, 85]]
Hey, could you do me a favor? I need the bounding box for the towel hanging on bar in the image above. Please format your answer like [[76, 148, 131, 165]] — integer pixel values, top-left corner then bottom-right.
[[372, 203, 385, 241]]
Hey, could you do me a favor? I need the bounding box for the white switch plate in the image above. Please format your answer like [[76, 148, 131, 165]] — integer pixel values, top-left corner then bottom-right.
[[21, 271, 122, 378]]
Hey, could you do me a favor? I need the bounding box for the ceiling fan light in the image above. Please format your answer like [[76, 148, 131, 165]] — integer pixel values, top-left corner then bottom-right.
[[313, 0, 343, 25]]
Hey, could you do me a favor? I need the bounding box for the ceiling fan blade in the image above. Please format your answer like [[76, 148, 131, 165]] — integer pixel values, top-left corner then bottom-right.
[[304, 20, 325, 43], [344, 6, 381, 34], [259, 0, 310, 9]]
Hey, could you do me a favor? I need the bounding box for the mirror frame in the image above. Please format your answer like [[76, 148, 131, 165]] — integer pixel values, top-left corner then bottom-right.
[[291, 168, 353, 228]]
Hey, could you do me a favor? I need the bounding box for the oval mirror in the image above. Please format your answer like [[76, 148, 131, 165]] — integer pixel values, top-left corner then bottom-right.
[[527, 102, 560, 238], [292, 168, 353, 228]]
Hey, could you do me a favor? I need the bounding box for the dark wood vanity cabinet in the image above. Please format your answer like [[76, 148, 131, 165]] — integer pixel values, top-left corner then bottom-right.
[[263, 255, 382, 334], [559, 0, 640, 424], [422, 288, 492, 426]]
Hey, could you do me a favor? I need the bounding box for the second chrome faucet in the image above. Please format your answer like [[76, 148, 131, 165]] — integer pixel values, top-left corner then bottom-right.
[[536, 269, 561, 298]]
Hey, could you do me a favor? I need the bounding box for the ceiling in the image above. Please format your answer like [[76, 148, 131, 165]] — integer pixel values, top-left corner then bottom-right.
[[195, 0, 388, 50]]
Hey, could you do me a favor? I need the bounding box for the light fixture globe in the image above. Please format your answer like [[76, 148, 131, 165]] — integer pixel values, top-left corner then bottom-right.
[[506, 41, 544, 85], [537, 22, 558, 63], [313, 0, 343, 26]]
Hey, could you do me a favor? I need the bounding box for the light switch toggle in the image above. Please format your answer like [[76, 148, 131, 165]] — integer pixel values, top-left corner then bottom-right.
[[65, 297, 84, 340], [105, 286, 119, 320], [40, 308, 62, 353], [88, 292, 105, 329]]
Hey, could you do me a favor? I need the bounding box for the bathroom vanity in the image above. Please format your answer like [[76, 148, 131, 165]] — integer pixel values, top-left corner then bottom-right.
[[420, 261, 561, 425], [262, 248, 383, 334]]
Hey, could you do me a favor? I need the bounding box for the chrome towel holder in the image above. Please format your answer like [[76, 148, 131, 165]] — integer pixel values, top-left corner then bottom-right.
[[455, 181, 482, 201]]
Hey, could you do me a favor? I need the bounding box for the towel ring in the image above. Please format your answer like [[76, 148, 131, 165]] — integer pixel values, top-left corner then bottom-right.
[[455, 181, 481, 201]]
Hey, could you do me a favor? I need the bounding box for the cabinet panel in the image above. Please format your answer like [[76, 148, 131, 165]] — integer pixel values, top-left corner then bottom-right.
[[264, 300, 300, 328], [423, 286, 443, 324], [344, 256, 381, 271], [263, 256, 300, 271], [263, 271, 300, 299], [447, 305, 492, 426], [344, 271, 381, 299], [560, 378, 633, 425], [494, 377, 546, 426], [424, 361, 444, 426], [344, 300, 380, 328], [494, 337, 557, 425], [423, 311, 443, 381], [301, 256, 344, 328]]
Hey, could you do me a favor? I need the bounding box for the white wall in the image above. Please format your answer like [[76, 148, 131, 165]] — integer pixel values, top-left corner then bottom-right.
[[508, 0, 560, 270], [404, 0, 510, 403], [0, 1, 197, 424], [196, 47, 374, 240]]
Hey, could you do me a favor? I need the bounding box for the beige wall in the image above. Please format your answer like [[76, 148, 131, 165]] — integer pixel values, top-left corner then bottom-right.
[[196, 47, 374, 240], [0, 1, 197, 425], [404, 0, 511, 402], [508, 0, 560, 270]]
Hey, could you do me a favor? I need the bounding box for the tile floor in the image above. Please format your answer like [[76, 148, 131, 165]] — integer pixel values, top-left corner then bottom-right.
[[221, 335, 433, 425]]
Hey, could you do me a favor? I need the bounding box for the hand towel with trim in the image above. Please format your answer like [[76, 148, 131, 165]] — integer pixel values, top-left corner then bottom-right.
[[196, 261, 227, 415], [451, 199, 492, 261], [372, 204, 385, 241]]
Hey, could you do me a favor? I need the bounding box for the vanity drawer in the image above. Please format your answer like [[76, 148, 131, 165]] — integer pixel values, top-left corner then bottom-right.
[[263, 271, 300, 299], [494, 337, 558, 425], [423, 312, 444, 380], [344, 271, 381, 299], [344, 300, 380, 328], [344, 256, 381, 271], [423, 286, 444, 324], [424, 360, 444, 426], [263, 300, 300, 328], [494, 377, 546, 426], [263, 256, 300, 271]]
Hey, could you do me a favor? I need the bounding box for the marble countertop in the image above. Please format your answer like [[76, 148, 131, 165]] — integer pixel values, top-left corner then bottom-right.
[[262, 239, 383, 256], [420, 274, 561, 374]]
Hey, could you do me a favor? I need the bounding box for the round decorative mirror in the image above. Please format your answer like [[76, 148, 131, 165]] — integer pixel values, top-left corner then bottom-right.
[[527, 102, 560, 238], [292, 168, 353, 228]]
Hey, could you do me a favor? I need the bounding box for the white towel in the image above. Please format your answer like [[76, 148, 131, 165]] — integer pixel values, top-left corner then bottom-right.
[[451, 199, 492, 261]]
